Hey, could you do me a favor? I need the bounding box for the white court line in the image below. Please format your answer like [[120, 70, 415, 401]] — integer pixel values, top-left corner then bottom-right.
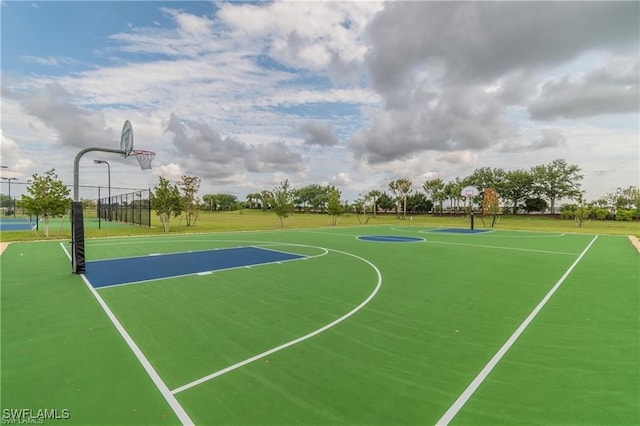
[[59, 243, 194, 426], [297, 229, 362, 238], [391, 226, 567, 238], [425, 239, 579, 256], [171, 247, 383, 395], [435, 235, 598, 426]]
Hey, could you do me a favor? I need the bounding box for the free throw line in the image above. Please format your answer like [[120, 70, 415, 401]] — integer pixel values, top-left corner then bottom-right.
[[436, 235, 598, 425]]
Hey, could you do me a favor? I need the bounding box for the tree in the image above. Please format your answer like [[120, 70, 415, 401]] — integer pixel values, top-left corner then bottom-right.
[[502, 169, 534, 214], [326, 186, 343, 225], [204, 193, 238, 211], [295, 184, 329, 212], [22, 169, 71, 237], [353, 194, 372, 224], [464, 167, 506, 206], [271, 179, 295, 226], [423, 178, 446, 214], [245, 193, 261, 209], [389, 178, 412, 219], [524, 197, 548, 214], [482, 187, 501, 227], [82, 199, 96, 209], [444, 179, 464, 214], [377, 192, 396, 212], [616, 186, 640, 211], [150, 177, 182, 232], [397, 178, 413, 219], [406, 192, 433, 213], [0, 193, 12, 209], [560, 192, 589, 227], [367, 189, 382, 218], [202, 194, 215, 211], [259, 190, 272, 212], [179, 175, 201, 227], [531, 159, 582, 213]]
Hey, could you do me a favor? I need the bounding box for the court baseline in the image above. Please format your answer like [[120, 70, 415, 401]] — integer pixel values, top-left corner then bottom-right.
[[436, 235, 599, 425], [59, 243, 194, 425]]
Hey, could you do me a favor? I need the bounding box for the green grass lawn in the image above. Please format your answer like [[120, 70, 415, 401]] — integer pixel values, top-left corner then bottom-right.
[[1, 209, 638, 243]]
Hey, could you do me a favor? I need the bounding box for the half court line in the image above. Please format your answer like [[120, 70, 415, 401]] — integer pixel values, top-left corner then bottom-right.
[[435, 235, 598, 425]]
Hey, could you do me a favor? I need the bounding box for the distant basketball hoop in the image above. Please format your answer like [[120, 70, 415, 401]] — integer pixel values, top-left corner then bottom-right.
[[461, 186, 479, 230], [130, 150, 156, 170], [461, 185, 479, 199], [120, 121, 155, 170]]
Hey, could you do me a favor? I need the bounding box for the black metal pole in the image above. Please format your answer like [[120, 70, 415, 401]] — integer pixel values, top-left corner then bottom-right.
[[10, 179, 14, 217], [97, 186, 101, 230], [107, 162, 111, 221]]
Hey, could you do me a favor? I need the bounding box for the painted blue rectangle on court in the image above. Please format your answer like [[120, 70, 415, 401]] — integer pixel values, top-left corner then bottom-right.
[[85, 247, 304, 288], [0, 221, 32, 231]]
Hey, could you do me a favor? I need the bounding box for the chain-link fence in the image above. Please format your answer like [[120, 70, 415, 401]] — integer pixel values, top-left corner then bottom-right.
[[98, 189, 151, 226]]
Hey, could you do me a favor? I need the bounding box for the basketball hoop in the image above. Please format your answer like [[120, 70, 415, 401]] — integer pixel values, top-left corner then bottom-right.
[[460, 185, 479, 230], [130, 150, 156, 170], [461, 186, 479, 199]]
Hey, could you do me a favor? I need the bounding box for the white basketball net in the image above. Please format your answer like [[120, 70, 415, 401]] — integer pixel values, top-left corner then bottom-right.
[[131, 150, 155, 170]]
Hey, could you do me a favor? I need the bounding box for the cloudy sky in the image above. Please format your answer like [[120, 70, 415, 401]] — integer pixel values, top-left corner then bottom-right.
[[1, 1, 638, 203]]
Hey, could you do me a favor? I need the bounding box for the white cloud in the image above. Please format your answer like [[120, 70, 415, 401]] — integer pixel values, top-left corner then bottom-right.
[[153, 163, 183, 183], [332, 172, 351, 187], [0, 131, 35, 177], [437, 151, 478, 165], [528, 56, 639, 120], [1, 1, 637, 204]]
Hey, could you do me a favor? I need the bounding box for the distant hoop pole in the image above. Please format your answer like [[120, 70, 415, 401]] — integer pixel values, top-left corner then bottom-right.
[[461, 186, 479, 230]]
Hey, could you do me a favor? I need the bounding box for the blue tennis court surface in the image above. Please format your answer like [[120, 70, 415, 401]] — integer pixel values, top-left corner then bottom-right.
[[430, 228, 491, 234], [0, 219, 33, 231], [85, 246, 305, 288]]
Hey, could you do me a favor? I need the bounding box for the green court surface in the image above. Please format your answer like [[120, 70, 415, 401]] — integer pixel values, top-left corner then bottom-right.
[[1, 226, 638, 425]]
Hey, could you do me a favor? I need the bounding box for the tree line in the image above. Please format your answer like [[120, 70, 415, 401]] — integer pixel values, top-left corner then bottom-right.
[[238, 158, 639, 224], [147, 158, 639, 230], [9, 158, 638, 236]]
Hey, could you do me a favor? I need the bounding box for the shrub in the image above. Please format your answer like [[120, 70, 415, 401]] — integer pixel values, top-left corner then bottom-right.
[[524, 197, 548, 213], [615, 209, 634, 221], [560, 204, 578, 219], [592, 208, 610, 221]]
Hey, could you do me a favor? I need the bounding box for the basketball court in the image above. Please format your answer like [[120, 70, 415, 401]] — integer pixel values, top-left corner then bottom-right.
[[1, 225, 637, 425]]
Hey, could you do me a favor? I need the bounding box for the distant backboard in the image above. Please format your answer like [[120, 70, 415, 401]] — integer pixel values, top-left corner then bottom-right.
[[461, 185, 479, 198], [120, 120, 133, 157]]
